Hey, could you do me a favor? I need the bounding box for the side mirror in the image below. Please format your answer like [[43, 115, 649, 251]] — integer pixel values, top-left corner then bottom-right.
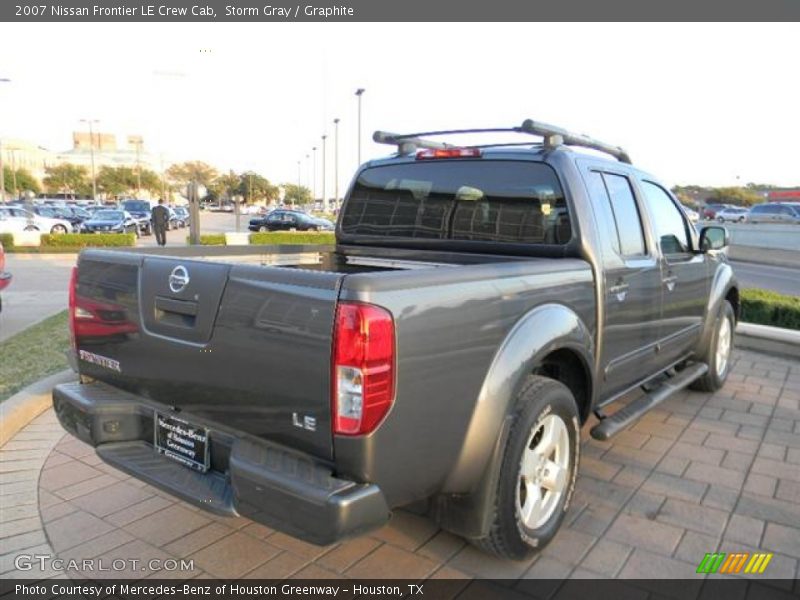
[[699, 225, 729, 252]]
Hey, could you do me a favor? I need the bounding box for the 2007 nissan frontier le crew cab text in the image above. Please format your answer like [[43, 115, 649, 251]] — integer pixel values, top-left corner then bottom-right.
[[53, 119, 738, 559]]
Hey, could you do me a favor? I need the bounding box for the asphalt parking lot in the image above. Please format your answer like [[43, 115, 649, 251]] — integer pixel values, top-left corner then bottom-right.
[[1, 347, 798, 589]]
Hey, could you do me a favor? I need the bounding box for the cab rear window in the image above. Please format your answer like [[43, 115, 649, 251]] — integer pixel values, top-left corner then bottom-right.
[[341, 161, 571, 244]]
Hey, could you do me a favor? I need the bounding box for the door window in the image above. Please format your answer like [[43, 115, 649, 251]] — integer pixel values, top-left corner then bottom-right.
[[588, 172, 647, 257], [641, 181, 691, 255]]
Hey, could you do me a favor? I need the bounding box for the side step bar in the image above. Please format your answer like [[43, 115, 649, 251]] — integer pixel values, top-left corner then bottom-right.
[[591, 363, 708, 441]]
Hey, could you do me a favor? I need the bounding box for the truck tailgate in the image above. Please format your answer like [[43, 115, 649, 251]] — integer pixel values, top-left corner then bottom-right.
[[74, 252, 343, 461]]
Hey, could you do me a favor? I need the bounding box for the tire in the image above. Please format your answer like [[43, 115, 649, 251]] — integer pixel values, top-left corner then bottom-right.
[[24, 226, 38, 232], [717, 217, 724, 223], [473, 376, 580, 560], [690, 300, 735, 392], [259, 225, 268, 232], [50, 224, 68, 234]]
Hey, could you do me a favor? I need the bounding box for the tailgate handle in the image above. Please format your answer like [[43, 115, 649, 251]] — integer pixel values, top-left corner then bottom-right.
[[155, 296, 198, 317]]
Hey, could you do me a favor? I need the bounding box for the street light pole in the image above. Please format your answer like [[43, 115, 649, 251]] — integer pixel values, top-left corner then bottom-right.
[[80, 119, 99, 201], [10, 149, 18, 200], [333, 118, 340, 206], [312, 146, 317, 201], [134, 138, 142, 195], [355, 88, 365, 165], [321, 134, 327, 208], [297, 160, 301, 189], [0, 78, 11, 203]]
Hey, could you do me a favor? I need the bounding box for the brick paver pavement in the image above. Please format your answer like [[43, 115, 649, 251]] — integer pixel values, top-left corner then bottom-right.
[[1, 348, 799, 590]]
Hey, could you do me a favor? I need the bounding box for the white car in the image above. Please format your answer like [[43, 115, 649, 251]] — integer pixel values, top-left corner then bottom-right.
[[680, 204, 700, 223], [0, 206, 73, 234], [716, 206, 749, 223]]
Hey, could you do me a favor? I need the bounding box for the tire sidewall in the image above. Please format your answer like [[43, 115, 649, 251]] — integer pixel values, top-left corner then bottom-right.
[[497, 381, 580, 558], [708, 301, 735, 388]]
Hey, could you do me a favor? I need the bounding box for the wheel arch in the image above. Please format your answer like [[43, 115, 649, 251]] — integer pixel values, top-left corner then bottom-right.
[[696, 263, 738, 359]]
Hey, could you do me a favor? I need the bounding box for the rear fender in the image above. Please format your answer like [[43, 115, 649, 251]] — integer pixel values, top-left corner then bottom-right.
[[435, 303, 594, 538]]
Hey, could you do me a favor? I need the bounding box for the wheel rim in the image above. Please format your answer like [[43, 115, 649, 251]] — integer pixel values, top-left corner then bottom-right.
[[52, 225, 66, 234], [716, 315, 732, 377], [516, 414, 570, 530]]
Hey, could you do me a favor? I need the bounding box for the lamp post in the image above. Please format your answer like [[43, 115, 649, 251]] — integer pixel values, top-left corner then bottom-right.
[[0, 78, 11, 203], [355, 88, 365, 165], [333, 118, 340, 206], [80, 119, 99, 201], [321, 134, 327, 208], [312, 146, 317, 201], [133, 138, 143, 194], [297, 160, 301, 189], [9, 149, 18, 201]]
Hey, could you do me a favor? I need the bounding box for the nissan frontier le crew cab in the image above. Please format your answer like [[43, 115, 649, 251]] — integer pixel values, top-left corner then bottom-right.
[[53, 119, 738, 559]]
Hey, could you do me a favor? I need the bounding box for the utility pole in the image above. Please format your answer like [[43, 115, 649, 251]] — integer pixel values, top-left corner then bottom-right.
[[355, 88, 365, 165], [9, 149, 18, 200], [321, 134, 327, 208], [297, 160, 301, 189], [80, 119, 99, 201], [333, 118, 340, 206]]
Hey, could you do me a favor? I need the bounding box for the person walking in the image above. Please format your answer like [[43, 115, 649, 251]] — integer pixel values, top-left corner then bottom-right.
[[151, 198, 170, 247]]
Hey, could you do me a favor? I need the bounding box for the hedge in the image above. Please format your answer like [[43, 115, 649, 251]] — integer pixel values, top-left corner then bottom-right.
[[0, 232, 136, 252], [740, 289, 800, 331], [249, 232, 335, 245], [187, 234, 227, 246]]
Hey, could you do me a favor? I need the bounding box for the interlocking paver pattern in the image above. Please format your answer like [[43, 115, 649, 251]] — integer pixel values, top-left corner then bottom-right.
[[1, 348, 798, 589]]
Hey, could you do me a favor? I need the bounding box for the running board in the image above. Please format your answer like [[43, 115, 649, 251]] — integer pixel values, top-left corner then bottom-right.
[[591, 363, 708, 441]]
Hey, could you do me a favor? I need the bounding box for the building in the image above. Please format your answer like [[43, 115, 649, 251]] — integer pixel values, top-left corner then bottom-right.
[[767, 189, 800, 202], [0, 138, 52, 181], [53, 131, 161, 174]]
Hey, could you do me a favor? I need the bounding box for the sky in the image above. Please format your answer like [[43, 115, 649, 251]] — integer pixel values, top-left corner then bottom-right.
[[1, 22, 799, 193]]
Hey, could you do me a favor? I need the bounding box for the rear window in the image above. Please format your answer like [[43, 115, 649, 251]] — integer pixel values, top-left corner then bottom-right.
[[341, 161, 570, 244]]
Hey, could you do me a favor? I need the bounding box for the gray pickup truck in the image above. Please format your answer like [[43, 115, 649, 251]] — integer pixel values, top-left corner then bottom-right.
[[53, 120, 738, 559]]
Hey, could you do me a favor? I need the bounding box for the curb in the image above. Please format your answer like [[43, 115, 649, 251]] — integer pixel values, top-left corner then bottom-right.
[[736, 322, 800, 359], [0, 369, 76, 447]]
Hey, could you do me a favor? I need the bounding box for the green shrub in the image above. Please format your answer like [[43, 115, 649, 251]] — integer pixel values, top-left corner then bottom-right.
[[249, 232, 335, 245], [0, 233, 13, 249], [741, 289, 800, 331], [187, 234, 227, 246], [40, 233, 136, 248]]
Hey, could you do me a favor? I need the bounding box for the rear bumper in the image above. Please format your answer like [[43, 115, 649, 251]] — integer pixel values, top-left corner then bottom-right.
[[52, 381, 389, 545]]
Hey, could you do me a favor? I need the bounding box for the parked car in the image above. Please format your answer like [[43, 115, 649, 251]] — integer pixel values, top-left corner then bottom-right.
[[716, 207, 749, 223], [173, 206, 190, 228], [120, 199, 154, 235], [0, 241, 11, 313], [28, 205, 85, 232], [312, 217, 335, 231], [0, 206, 72, 234], [54, 119, 737, 560], [80, 209, 140, 235], [747, 202, 800, 224], [701, 203, 731, 220], [248, 209, 326, 232]]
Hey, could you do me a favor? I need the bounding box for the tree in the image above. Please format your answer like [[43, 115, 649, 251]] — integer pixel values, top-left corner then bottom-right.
[[2, 167, 41, 196], [281, 183, 312, 206], [97, 166, 137, 198], [208, 171, 241, 203], [42, 164, 91, 196], [166, 161, 218, 188], [237, 171, 280, 204], [707, 186, 763, 207]]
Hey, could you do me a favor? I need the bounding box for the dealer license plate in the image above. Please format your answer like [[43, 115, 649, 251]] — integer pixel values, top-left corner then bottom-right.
[[154, 412, 210, 473]]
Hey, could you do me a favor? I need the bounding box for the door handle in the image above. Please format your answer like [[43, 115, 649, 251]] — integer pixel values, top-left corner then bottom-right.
[[663, 273, 678, 292], [608, 280, 629, 302]]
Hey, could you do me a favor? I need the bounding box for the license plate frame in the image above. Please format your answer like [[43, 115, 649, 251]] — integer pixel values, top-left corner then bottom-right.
[[154, 411, 210, 473]]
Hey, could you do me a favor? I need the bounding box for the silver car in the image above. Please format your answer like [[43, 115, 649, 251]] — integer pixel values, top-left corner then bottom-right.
[[747, 203, 800, 224], [716, 207, 749, 223]]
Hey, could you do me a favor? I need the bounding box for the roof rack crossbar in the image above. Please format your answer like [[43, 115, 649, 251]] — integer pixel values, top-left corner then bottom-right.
[[373, 121, 632, 164]]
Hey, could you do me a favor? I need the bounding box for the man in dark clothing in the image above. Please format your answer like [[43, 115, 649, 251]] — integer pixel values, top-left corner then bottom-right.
[[152, 199, 170, 247]]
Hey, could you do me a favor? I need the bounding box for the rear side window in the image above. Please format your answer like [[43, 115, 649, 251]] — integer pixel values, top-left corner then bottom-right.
[[603, 174, 647, 256], [342, 161, 571, 245]]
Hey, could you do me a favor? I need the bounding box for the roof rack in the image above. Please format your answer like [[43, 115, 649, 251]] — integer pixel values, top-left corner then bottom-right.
[[372, 120, 632, 164]]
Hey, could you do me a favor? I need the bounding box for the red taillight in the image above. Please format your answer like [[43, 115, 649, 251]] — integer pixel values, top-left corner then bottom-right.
[[68, 266, 78, 351], [332, 302, 395, 436], [416, 148, 482, 160]]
